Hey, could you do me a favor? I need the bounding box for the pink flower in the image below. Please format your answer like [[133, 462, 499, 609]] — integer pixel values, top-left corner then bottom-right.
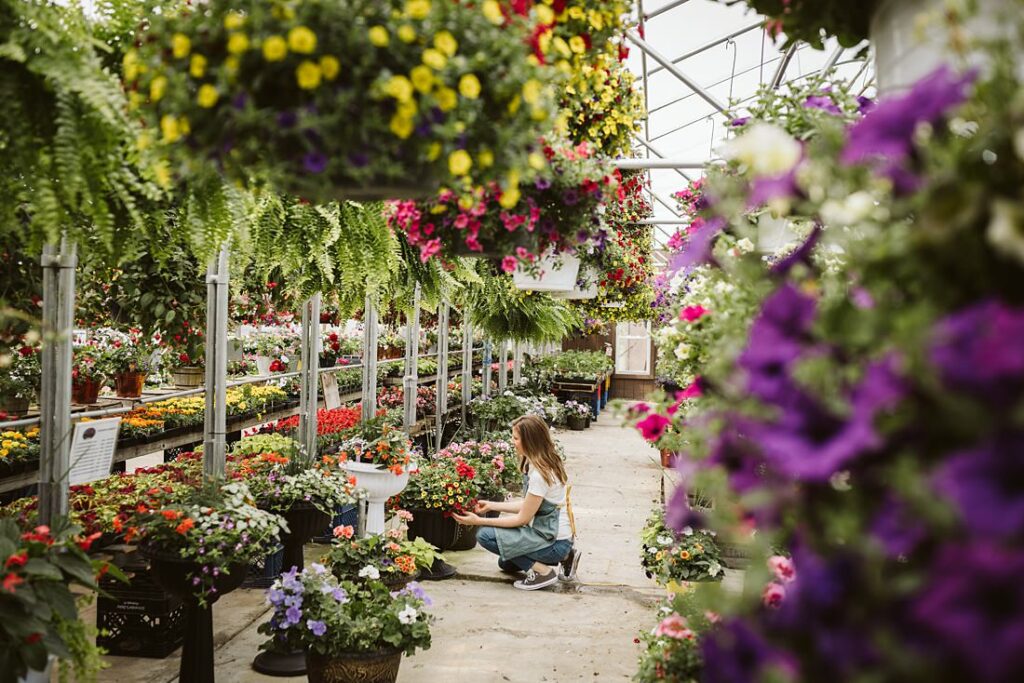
[[676, 378, 703, 400], [333, 525, 354, 539], [680, 305, 709, 322], [501, 256, 519, 273], [636, 413, 671, 442], [628, 402, 651, 415], [419, 239, 442, 262], [704, 610, 721, 624], [653, 614, 695, 640], [768, 555, 796, 583], [762, 581, 786, 608], [396, 509, 414, 521]]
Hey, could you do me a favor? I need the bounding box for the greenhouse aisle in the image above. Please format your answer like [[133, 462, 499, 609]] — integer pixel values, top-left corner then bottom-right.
[[96, 411, 667, 683]]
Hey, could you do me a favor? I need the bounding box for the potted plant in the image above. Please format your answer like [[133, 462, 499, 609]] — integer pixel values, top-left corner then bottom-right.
[[131, 480, 287, 683], [563, 400, 592, 431], [0, 518, 117, 683], [257, 567, 432, 683], [165, 323, 206, 389], [71, 343, 107, 405], [98, 329, 153, 398], [323, 520, 440, 590], [129, 0, 554, 203], [0, 426, 40, 475], [435, 439, 521, 507], [395, 457, 481, 552], [335, 419, 413, 535], [0, 344, 40, 417], [639, 509, 723, 588]]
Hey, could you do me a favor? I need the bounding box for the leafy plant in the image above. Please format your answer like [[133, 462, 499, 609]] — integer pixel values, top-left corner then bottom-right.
[[640, 508, 723, 585], [323, 526, 435, 584], [395, 457, 480, 515]]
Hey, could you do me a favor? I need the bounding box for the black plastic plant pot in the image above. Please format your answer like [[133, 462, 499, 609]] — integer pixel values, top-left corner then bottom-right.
[[407, 509, 479, 551], [279, 502, 333, 573], [143, 549, 248, 683], [567, 415, 588, 431]]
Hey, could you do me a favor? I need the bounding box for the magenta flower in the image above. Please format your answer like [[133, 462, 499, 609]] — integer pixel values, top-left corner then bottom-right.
[[762, 581, 786, 608], [500, 256, 518, 273], [636, 412, 671, 442], [768, 555, 796, 583], [679, 305, 708, 322]]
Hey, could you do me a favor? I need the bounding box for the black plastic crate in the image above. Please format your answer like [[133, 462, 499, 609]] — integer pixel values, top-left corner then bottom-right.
[[242, 546, 285, 589], [97, 560, 184, 658], [312, 503, 359, 543]]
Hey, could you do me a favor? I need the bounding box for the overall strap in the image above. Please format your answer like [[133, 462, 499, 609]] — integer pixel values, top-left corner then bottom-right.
[[564, 485, 578, 539]]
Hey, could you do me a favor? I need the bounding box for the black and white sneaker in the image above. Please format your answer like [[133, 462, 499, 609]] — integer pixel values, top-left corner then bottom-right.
[[513, 568, 559, 591], [558, 547, 581, 582]]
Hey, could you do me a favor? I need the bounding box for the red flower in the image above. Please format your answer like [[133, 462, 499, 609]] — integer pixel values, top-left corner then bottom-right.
[[2, 573, 24, 593], [17, 346, 33, 357], [178, 352, 190, 364], [77, 532, 103, 552], [4, 552, 28, 570], [24, 633, 42, 645]]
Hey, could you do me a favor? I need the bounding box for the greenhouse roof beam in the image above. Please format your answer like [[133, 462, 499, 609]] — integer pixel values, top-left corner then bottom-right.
[[644, 0, 693, 20], [615, 158, 713, 170], [647, 22, 764, 76], [647, 53, 785, 116], [633, 135, 693, 181], [626, 30, 729, 114], [770, 43, 799, 88]]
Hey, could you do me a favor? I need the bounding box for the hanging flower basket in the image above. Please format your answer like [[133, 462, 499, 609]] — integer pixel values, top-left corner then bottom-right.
[[129, 0, 555, 203], [551, 266, 600, 300], [512, 252, 581, 292]]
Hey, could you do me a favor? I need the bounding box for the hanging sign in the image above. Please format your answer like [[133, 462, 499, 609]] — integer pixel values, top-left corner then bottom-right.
[[68, 417, 121, 485], [321, 372, 342, 410]]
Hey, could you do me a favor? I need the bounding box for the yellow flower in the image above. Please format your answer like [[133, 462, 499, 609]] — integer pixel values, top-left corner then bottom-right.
[[160, 114, 182, 143], [458, 73, 481, 99], [569, 35, 586, 54], [405, 0, 431, 19], [369, 26, 390, 47], [136, 131, 152, 151], [448, 150, 472, 176], [410, 65, 434, 94], [154, 161, 172, 189], [224, 11, 245, 30], [433, 31, 457, 56], [528, 152, 545, 170], [0, 449, 7, 458], [422, 48, 446, 70], [320, 55, 340, 80], [225, 56, 240, 75], [397, 24, 417, 43], [227, 32, 250, 54], [262, 35, 287, 61], [588, 9, 605, 31], [426, 142, 442, 161], [478, 149, 494, 168], [149, 75, 168, 102], [197, 83, 219, 108], [538, 30, 552, 55], [287, 26, 317, 54], [435, 87, 457, 111], [271, 4, 295, 20], [384, 74, 414, 102], [172, 33, 191, 59], [123, 50, 140, 80], [499, 184, 520, 209], [189, 54, 207, 78], [535, 4, 554, 24], [390, 114, 414, 139], [530, 105, 548, 121], [522, 79, 544, 105], [482, 0, 504, 24], [568, 6, 584, 19], [552, 36, 571, 57]]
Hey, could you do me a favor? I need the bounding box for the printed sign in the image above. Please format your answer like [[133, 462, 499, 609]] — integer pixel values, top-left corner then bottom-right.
[[321, 372, 342, 410], [68, 417, 121, 485]]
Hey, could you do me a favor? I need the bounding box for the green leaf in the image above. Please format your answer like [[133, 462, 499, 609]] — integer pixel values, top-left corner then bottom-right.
[[23, 558, 62, 580]]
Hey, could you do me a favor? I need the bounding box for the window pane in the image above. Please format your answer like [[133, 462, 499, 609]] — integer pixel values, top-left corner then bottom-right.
[[615, 322, 651, 375]]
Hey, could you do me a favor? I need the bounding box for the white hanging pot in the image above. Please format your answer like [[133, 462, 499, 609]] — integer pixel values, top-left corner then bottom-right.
[[341, 460, 411, 536], [870, 0, 1007, 95], [255, 355, 274, 375], [18, 658, 54, 683], [551, 266, 599, 300], [512, 252, 581, 293]]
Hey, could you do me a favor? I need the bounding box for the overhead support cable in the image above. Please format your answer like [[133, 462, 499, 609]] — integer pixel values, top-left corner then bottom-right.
[[647, 22, 764, 76], [626, 30, 730, 115]]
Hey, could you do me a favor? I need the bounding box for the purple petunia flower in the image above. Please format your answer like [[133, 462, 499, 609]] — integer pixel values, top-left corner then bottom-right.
[[666, 216, 725, 277], [841, 65, 975, 192], [306, 619, 327, 637], [803, 94, 842, 115], [267, 588, 285, 606], [303, 152, 329, 174], [276, 111, 298, 128], [933, 433, 1024, 539], [730, 116, 750, 127], [285, 606, 302, 626], [747, 168, 799, 208], [701, 619, 796, 683], [349, 152, 369, 168], [331, 587, 348, 603], [231, 92, 249, 110], [535, 177, 552, 190], [563, 189, 580, 206], [738, 284, 818, 404]]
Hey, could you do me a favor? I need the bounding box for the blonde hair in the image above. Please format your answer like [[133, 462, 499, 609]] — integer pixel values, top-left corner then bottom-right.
[[512, 414, 567, 486]]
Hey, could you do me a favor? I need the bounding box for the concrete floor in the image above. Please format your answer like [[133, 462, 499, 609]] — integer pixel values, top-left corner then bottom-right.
[[95, 412, 669, 682]]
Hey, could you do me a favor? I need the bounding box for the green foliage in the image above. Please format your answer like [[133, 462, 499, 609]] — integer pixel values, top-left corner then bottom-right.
[[640, 508, 723, 585], [464, 264, 578, 342], [724, 0, 877, 49]]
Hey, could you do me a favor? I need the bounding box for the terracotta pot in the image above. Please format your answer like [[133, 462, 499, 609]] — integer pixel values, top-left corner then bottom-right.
[[171, 366, 204, 389], [0, 397, 30, 417], [306, 648, 403, 683], [114, 371, 146, 398], [72, 377, 102, 405], [660, 449, 676, 468]]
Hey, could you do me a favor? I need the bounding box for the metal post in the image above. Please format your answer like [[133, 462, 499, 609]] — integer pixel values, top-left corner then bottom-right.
[[403, 285, 421, 432], [435, 302, 449, 448], [771, 44, 799, 89], [482, 340, 493, 398], [298, 294, 321, 458], [461, 316, 472, 425], [512, 341, 523, 385], [203, 246, 230, 479], [498, 341, 508, 393], [361, 297, 379, 423], [38, 239, 76, 525]]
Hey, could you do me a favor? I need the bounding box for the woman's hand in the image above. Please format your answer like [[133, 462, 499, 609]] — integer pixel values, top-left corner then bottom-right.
[[452, 511, 482, 526], [474, 501, 493, 515]]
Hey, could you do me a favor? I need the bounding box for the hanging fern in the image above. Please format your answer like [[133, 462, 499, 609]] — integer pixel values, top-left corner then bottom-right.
[[463, 262, 579, 343]]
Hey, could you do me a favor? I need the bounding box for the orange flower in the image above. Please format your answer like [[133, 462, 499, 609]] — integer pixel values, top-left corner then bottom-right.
[[679, 550, 691, 561], [175, 518, 195, 535], [160, 509, 181, 520]]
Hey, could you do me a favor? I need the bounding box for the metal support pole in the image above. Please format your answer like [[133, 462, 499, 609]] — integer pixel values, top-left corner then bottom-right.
[[298, 294, 321, 458], [203, 246, 230, 480], [512, 341, 523, 385], [771, 44, 799, 89], [626, 30, 730, 114], [461, 316, 472, 425], [615, 158, 713, 170], [644, 0, 692, 20], [38, 239, 76, 525], [435, 302, 450, 448], [361, 297, 379, 423], [647, 22, 763, 76], [403, 285, 421, 432], [498, 341, 509, 393], [482, 341, 493, 398], [632, 136, 693, 182]]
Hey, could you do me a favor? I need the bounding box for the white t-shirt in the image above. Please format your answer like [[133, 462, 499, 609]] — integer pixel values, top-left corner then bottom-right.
[[527, 469, 573, 541]]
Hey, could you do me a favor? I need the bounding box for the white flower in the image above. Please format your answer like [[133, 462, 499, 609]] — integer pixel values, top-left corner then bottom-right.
[[736, 238, 755, 253], [647, 547, 659, 554], [657, 535, 674, 546], [397, 606, 418, 624], [681, 526, 694, 537], [820, 191, 876, 228], [986, 199, 1024, 265], [721, 122, 802, 177], [358, 565, 381, 580], [674, 343, 690, 360]]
